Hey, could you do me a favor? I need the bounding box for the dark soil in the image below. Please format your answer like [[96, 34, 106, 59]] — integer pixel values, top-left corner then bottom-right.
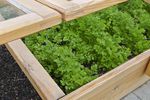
[[0, 45, 41, 100]]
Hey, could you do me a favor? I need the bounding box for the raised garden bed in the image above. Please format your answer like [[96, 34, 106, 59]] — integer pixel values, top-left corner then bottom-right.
[[6, 40, 150, 100], [4, 0, 150, 100], [36, 0, 127, 21], [0, 0, 61, 44]]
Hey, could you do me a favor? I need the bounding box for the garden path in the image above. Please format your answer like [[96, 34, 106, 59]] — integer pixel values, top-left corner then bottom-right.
[[122, 80, 150, 100]]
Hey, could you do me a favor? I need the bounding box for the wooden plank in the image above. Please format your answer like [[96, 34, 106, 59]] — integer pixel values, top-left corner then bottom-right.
[[60, 50, 150, 100], [145, 0, 150, 3], [0, 13, 42, 43], [0, 13, 61, 45], [10, 0, 60, 19], [5, 39, 65, 100], [36, 0, 127, 21], [0, 0, 61, 44], [145, 60, 150, 76]]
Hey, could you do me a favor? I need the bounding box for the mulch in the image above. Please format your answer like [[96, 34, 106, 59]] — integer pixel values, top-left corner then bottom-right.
[[0, 45, 41, 100]]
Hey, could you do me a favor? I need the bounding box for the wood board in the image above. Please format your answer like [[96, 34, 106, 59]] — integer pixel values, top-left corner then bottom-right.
[[0, 0, 61, 45], [60, 50, 150, 100], [145, 60, 150, 76], [36, 0, 127, 21], [5, 39, 65, 100], [4, 0, 150, 99], [6, 39, 150, 100]]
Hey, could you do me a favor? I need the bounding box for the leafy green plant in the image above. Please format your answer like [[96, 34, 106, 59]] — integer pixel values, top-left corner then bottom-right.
[[24, 0, 150, 93]]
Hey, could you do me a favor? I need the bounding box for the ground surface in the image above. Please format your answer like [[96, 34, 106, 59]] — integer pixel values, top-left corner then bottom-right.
[[123, 80, 150, 100], [0, 46, 41, 100]]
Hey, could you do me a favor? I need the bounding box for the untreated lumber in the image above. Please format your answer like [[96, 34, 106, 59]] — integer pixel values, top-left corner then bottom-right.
[[0, 0, 61, 45], [60, 50, 150, 100], [11, 0, 60, 19], [5, 39, 65, 100], [3, 1, 150, 100], [145, 60, 150, 76], [36, 0, 127, 21]]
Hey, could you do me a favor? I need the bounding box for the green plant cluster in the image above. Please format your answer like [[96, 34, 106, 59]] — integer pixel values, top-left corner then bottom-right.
[[24, 0, 150, 93]]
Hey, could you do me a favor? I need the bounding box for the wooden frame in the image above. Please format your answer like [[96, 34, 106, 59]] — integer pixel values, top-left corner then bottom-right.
[[3, 0, 150, 100], [36, 0, 127, 21], [0, 0, 61, 45], [0, 0, 129, 44], [145, 61, 150, 76], [6, 39, 150, 100], [5, 39, 65, 100]]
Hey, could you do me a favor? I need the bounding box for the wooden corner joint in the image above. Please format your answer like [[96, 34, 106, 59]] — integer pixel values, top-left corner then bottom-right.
[[145, 58, 150, 76]]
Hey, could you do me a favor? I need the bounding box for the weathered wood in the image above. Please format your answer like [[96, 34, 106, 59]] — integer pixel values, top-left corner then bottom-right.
[[36, 0, 127, 21], [6, 39, 150, 100], [4, 1, 150, 100], [0, 0, 61, 44], [5, 39, 65, 100], [60, 50, 150, 100]]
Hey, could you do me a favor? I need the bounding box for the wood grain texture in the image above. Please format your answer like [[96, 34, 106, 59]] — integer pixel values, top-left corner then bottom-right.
[[5, 39, 65, 100], [0, 0, 61, 44], [145, 60, 150, 76], [11, 0, 60, 19], [6, 39, 150, 100], [60, 50, 150, 100], [5, 1, 150, 99], [36, 0, 127, 21]]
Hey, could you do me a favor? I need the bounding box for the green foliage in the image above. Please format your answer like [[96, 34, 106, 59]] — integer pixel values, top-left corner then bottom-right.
[[24, 0, 150, 93]]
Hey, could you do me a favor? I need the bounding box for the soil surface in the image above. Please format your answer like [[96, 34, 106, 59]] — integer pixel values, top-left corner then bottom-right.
[[0, 45, 41, 100]]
